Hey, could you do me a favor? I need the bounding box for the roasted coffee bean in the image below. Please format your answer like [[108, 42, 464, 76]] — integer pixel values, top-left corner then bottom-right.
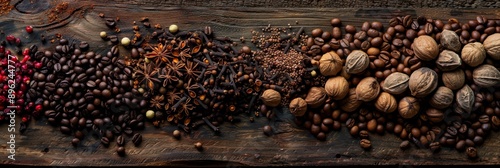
[[132, 133, 143, 146], [101, 137, 110, 147], [360, 139, 372, 149], [400, 140, 410, 150], [116, 147, 126, 156], [359, 130, 369, 139], [466, 147, 478, 159], [116, 135, 125, 146]]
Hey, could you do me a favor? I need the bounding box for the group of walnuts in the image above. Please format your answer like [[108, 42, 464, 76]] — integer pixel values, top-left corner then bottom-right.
[[262, 31, 500, 125]]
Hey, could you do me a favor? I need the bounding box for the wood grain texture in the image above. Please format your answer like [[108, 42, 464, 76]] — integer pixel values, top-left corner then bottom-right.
[[1, 0, 500, 166]]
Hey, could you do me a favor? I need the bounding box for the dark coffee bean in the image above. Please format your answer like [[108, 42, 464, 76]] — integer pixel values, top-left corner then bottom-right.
[[481, 123, 491, 132], [314, 37, 325, 46], [71, 138, 80, 147], [124, 127, 133, 135], [132, 133, 143, 146], [466, 147, 477, 159], [101, 137, 110, 147], [478, 115, 489, 124], [311, 28, 323, 37], [429, 142, 441, 153], [359, 130, 369, 139], [60, 126, 71, 134], [345, 25, 356, 34], [371, 37, 383, 47], [367, 28, 379, 37], [116, 147, 126, 156], [116, 135, 125, 146], [425, 23, 434, 34], [456, 140, 466, 151]]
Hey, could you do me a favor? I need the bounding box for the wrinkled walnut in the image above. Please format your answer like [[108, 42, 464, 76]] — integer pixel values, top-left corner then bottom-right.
[[382, 72, 409, 95], [305, 87, 327, 108], [436, 50, 462, 71], [429, 86, 454, 109], [461, 42, 486, 67], [409, 67, 438, 97], [442, 69, 465, 90], [345, 50, 369, 74], [319, 51, 343, 76], [472, 64, 500, 88], [440, 29, 461, 53], [399, 96, 420, 119], [325, 76, 349, 100], [340, 88, 362, 112], [375, 92, 397, 113], [456, 85, 475, 114], [355, 77, 380, 102], [261, 89, 281, 107], [413, 35, 439, 61], [483, 33, 500, 60], [289, 98, 307, 117]]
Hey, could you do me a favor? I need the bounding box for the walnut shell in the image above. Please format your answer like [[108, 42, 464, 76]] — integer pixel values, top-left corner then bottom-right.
[[442, 69, 465, 90], [429, 86, 454, 109], [340, 88, 362, 112], [325, 76, 349, 100], [483, 33, 500, 60], [436, 50, 461, 71], [412, 35, 439, 61], [440, 29, 461, 53], [319, 51, 343, 76], [472, 64, 500, 88], [375, 92, 397, 113], [382, 72, 409, 95], [289, 98, 307, 117], [260, 89, 281, 107], [398, 96, 420, 119], [456, 85, 475, 114], [305, 87, 327, 108], [461, 42, 486, 67], [345, 50, 369, 74], [409, 67, 438, 97], [355, 77, 380, 102]]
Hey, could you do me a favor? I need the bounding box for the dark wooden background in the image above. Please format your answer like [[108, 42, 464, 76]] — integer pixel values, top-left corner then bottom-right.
[[1, 0, 500, 166]]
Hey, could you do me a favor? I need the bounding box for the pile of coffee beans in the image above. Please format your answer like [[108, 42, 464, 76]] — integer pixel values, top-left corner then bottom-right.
[[26, 39, 147, 156]]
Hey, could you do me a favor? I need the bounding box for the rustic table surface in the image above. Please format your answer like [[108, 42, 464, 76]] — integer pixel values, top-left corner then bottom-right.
[[1, 0, 500, 166]]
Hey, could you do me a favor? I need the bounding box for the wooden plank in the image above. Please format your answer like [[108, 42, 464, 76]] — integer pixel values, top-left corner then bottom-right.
[[1, 0, 500, 166]]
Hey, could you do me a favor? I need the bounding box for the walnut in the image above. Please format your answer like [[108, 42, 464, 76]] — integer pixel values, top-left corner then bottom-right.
[[398, 96, 420, 119], [325, 76, 349, 100], [442, 69, 465, 90], [440, 29, 461, 53], [456, 85, 475, 114], [355, 77, 380, 102], [375, 92, 397, 113], [436, 50, 462, 71], [472, 64, 500, 88], [382, 72, 409, 95], [340, 88, 362, 112], [345, 50, 369, 74], [319, 51, 343, 76], [483, 33, 500, 60], [429, 86, 454, 109], [409, 67, 438, 97], [461, 42, 486, 67], [289, 98, 307, 117], [260, 89, 281, 107], [305, 87, 327, 108], [412, 35, 439, 61]]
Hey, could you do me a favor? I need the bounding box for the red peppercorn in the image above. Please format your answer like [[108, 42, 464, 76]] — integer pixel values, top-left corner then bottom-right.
[[35, 104, 43, 112], [25, 26, 33, 34], [22, 116, 29, 123], [6, 35, 15, 43], [22, 48, 30, 56], [34, 62, 42, 69], [5, 50, 12, 56], [0, 46, 4, 54]]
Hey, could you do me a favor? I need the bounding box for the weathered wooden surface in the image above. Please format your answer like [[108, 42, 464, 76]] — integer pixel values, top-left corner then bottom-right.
[[1, 0, 500, 166]]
